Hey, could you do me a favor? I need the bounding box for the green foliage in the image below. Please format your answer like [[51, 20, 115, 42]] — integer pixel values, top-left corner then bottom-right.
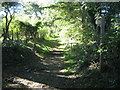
[[38, 27, 48, 40], [2, 38, 55, 68], [2, 42, 31, 67], [2, 1, 120, 88], [55, 4, 120, 86], [1, 2, 20, 9]]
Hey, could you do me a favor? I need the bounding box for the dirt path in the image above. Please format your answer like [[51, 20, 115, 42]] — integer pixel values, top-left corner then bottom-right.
[[3, 47, 81, 89]]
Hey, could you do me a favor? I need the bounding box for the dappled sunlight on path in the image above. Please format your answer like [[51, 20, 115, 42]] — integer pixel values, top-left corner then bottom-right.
[[3, 46, 82, 89]]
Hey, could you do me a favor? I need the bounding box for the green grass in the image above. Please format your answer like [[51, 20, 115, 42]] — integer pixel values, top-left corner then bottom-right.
[[2, 38, 120, 88]]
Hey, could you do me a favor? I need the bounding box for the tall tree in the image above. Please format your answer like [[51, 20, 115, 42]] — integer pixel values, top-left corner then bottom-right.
[[1, 2, 20, 43]]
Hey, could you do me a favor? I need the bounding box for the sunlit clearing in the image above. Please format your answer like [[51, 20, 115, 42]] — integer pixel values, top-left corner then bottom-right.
[[0, 37, 3, 43], [56, 74, 80, 78], [64, 59, 75, 64], [21, 0, 56, 6], [12, 77, 50, 88], [59, 69, 68, 73], [7, 84, 25, 88], [59, 29, 69, 44]]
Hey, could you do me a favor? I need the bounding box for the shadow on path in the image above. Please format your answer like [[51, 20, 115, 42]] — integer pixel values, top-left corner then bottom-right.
[[3, 47, 82, 89]]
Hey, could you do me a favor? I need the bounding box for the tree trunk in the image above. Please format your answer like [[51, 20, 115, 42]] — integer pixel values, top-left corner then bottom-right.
[[99, 17, 105, 73], [12, 30, 13, 40], [16, 32, 19, 40], [3, 9, 13, 43]]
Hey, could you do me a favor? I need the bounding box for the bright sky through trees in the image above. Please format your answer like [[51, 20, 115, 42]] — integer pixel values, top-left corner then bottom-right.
[[21, 0, 57, 6]]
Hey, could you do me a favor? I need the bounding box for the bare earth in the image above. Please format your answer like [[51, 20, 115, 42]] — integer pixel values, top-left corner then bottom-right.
[[3, 47, 81, 89]]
